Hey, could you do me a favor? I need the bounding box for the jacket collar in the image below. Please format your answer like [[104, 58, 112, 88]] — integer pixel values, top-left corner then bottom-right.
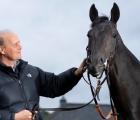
[[0, 59, 28, 75]]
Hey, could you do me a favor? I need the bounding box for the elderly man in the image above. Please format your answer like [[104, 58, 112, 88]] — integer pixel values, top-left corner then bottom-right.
[[0, 31, 87, 120]]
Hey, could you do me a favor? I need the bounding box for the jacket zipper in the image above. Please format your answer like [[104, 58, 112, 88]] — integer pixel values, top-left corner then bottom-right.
[[18, 79, 30, 110], [17, 62, 30, 110], [8, 62, 30, 110]]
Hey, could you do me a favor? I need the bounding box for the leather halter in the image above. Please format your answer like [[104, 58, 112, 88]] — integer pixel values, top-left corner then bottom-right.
[[85, 34, 119, 120]]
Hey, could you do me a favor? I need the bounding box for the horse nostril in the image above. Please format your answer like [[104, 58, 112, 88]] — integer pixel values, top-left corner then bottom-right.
[[98, 58, 103, 65], [87, 58, 91, 64]]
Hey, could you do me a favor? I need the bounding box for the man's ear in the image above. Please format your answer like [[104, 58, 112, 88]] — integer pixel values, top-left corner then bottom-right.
[[0, 46, 5, 54]]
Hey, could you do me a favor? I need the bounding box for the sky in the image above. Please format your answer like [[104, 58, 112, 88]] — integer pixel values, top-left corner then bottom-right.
[[0, 0, 140, 111]]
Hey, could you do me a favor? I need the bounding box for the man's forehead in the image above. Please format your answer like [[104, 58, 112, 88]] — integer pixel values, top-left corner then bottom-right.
[[0, 31, 15, 37], [1, 31, 19, 40], [0, 31, 20, 45]]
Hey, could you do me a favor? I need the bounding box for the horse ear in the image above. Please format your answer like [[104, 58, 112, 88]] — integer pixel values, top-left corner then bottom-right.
[[89, 4, 98, 22], [110, 3, 120, 24]]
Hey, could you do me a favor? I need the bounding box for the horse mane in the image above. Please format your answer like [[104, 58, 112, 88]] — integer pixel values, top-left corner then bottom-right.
[[91, 16, 109, 28]]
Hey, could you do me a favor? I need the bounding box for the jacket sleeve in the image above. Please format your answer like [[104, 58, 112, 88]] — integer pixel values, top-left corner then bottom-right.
[[36, 67, 82, 98], [0, 109, 15, 120]]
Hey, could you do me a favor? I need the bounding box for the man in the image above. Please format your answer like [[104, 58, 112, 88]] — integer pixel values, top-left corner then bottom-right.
[[0, 31, 87, 120]]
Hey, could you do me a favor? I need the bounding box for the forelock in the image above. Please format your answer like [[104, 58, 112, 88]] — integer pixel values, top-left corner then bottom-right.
[[91, 16, 109, 28]]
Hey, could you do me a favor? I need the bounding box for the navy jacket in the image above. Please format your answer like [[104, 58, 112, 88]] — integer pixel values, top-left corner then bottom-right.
[[0, 59, 81, 120]]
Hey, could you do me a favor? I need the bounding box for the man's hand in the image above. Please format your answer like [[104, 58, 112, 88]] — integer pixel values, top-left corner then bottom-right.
[[15, 110, 37, 120], [74, 58, 87, 76]]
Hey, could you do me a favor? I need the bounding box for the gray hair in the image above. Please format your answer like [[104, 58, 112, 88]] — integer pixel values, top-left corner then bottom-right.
[[0, 37, 4, 46], [0, 29, 11, 46]]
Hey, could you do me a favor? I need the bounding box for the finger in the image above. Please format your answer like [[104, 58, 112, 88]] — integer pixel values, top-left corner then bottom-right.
[[82, 58, 87, 66], [82, 66, 87, 72], [80, 61, 87, 68], [31, 114, 35, 120], [84, 66, 87, 69], [82, 58, 87, 64]]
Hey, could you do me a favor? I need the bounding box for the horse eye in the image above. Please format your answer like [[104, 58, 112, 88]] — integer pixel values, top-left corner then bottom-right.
[[113, 34, 117, 38]]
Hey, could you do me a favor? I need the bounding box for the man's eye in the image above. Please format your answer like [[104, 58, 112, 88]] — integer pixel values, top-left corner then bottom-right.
[[13, 43, 18, 47]]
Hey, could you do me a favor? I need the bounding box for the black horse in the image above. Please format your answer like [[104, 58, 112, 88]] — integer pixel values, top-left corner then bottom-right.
[[86, 3, 140, 120]]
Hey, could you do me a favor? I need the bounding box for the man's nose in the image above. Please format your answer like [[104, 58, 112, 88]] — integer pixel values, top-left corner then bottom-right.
[[18, 43, 22, 50]]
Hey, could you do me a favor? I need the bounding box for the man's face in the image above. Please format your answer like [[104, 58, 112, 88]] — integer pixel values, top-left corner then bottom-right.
[[2, 32, 22, 62]]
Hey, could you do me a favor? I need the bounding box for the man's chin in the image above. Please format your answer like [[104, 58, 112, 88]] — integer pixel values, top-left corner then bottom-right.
[[16, 56, 22, 61]]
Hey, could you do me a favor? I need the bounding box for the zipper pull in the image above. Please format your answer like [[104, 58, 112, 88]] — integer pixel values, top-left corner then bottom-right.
[[18, 80, 22, 87]]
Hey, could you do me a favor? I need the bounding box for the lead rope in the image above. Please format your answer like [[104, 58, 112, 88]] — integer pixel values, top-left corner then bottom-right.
[[105, 61, 119, 119], [83, 62, 118, 120], [86, 71, 118, 120], [86, 73, 112, 120]]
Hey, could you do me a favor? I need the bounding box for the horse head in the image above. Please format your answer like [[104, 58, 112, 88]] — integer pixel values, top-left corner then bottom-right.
[[87, 3, 120, 77]]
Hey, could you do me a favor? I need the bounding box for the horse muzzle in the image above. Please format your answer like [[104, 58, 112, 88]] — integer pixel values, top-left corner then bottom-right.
[[87, 57, 105, 77], [87, 64, 105, 77]]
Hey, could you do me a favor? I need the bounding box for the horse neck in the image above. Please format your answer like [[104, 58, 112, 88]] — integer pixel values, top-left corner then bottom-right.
[[108, 40, 140, 119], [109, 41, 140, 80]]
